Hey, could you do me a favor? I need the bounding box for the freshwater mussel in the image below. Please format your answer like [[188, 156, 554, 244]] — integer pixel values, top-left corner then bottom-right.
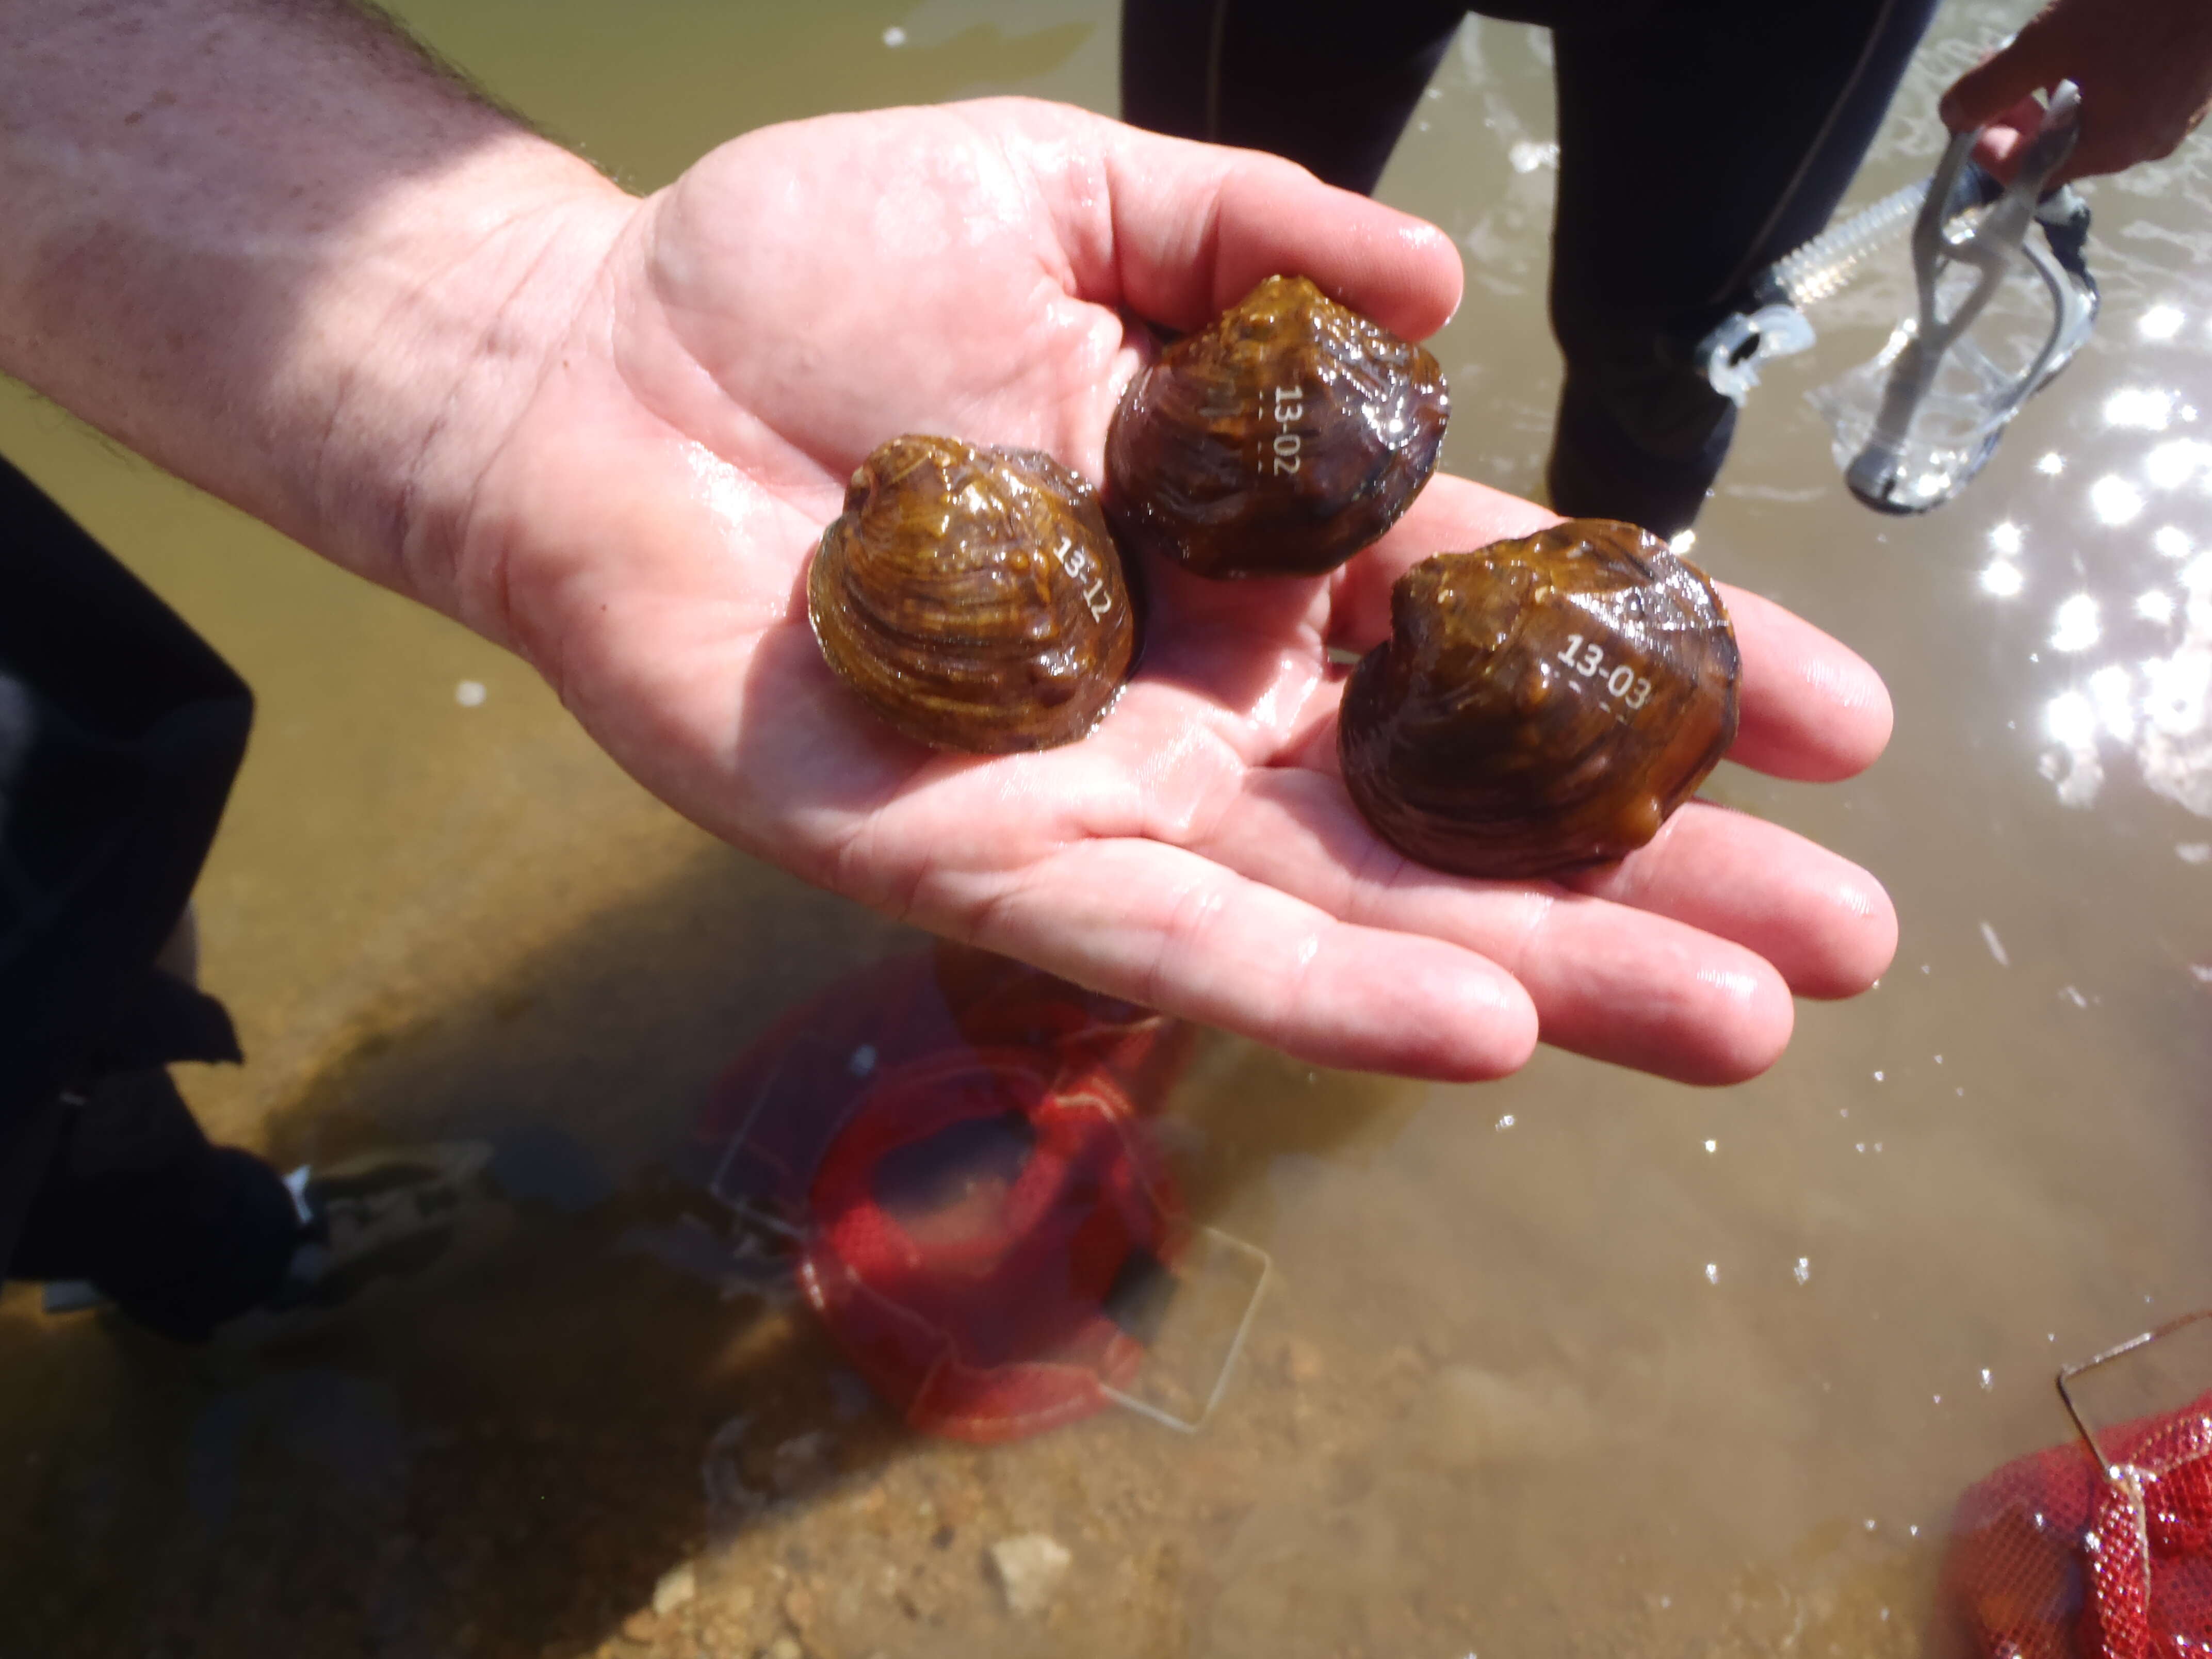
[[1105, 275, 1449, 579], [809, 435, 1136, 753], [1338, 519, 1739, 879]]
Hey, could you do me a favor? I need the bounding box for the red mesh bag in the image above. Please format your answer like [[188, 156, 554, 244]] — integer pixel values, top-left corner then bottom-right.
[[696, 941, 1192, 1201], [800, 1045, 1184, 1441], [697, 942, 1197, 1442], [1943, 1388, 2212, 1658]]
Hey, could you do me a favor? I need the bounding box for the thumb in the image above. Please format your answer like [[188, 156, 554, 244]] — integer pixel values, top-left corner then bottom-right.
[[1940, 23, 2065, 132], [1965, 93, 2056, 183], [1091, 119, 1465, 341]]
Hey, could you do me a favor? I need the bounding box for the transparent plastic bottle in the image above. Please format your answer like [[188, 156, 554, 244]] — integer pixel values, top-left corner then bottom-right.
[[1810, 83, 2098, 514]]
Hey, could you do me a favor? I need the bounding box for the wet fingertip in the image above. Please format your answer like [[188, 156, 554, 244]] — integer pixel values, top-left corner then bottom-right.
[[1864, 669, 1897, 752], [1401, 218, 1455, 252], [1831, 658, 1895, 771], [1543, 957, 1791, 1086], [1806, 632, 1889, 709], [1798, 874, 1900, 1000], [1380, 955, 1536, 1082], [1313, 216, 1462, 342], [1687, 964, 1796, 1085], [1397, 220, 1465, 334], [1458, 968, 1540, 1079], [1718, 585, 1893, 775]]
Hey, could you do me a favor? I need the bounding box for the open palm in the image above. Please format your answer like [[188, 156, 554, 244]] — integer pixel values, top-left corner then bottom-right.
[[459, 99, 1895, 1084]]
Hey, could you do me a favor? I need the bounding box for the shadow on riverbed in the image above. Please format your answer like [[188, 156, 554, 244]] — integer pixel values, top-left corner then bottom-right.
[[0, 839, 1420, 1659]]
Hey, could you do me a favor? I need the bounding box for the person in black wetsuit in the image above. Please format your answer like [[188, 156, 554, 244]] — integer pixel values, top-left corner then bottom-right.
[[1121, 0, 1947, 536], [0, 454, 278, 1340], [0, 456, 488, 1340]]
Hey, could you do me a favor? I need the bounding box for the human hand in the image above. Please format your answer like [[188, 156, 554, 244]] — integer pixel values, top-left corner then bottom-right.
[[1940, 0, 2212, 187], [447, 99, 1894, 1085]]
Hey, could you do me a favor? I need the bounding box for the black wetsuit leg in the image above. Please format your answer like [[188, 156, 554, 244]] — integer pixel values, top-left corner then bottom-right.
[[0, 453, 300, 1339], [1545, 0, 1944, 532], [1119, 0, 1943, 534], [9, 1068, 302, 1341], [1119, 0, 1467, 197]]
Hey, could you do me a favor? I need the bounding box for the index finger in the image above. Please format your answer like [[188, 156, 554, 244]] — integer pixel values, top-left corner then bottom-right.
[[1029, 102, 1465, 339], [1331, 473, 1894, 782], [1939, 31, 2065, 136]]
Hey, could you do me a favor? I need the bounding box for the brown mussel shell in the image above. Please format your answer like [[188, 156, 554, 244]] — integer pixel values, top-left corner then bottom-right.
[[1105, 274, 1449, 580], [809, 435, 1136, 754], [1338, 519, 1740, 879]]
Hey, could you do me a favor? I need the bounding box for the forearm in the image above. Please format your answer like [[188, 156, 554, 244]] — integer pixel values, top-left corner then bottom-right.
[[0, 0, 630, 614]]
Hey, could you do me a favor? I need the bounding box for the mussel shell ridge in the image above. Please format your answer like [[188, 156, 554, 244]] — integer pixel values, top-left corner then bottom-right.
[[1338, 519, 1739, 879], [1105, 274, 1449, 579], [809, 435, 1136, 753]]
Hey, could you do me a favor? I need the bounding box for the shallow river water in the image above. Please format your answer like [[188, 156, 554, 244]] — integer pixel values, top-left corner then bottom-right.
[[6, 3, 2212, 1656]]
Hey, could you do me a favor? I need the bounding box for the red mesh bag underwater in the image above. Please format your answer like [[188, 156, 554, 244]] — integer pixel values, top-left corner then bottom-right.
[[800, 1044, 1186, 1441], [698, 942, 1213, 1442], [1942, 1315, 2212, 1659], [697, 941, 1193, 1210]]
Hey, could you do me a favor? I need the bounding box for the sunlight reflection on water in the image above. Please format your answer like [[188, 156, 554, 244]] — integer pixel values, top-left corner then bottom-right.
[[2018, 335, 2212, 817]]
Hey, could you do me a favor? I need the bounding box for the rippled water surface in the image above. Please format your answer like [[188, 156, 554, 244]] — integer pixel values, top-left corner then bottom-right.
[[7, 3, 2212, 1655]]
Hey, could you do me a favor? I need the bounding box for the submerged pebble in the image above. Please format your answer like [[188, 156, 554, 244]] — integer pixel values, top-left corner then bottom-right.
[[989, 1533, 1073, 1616], [651, 1563, 697, 1616]]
